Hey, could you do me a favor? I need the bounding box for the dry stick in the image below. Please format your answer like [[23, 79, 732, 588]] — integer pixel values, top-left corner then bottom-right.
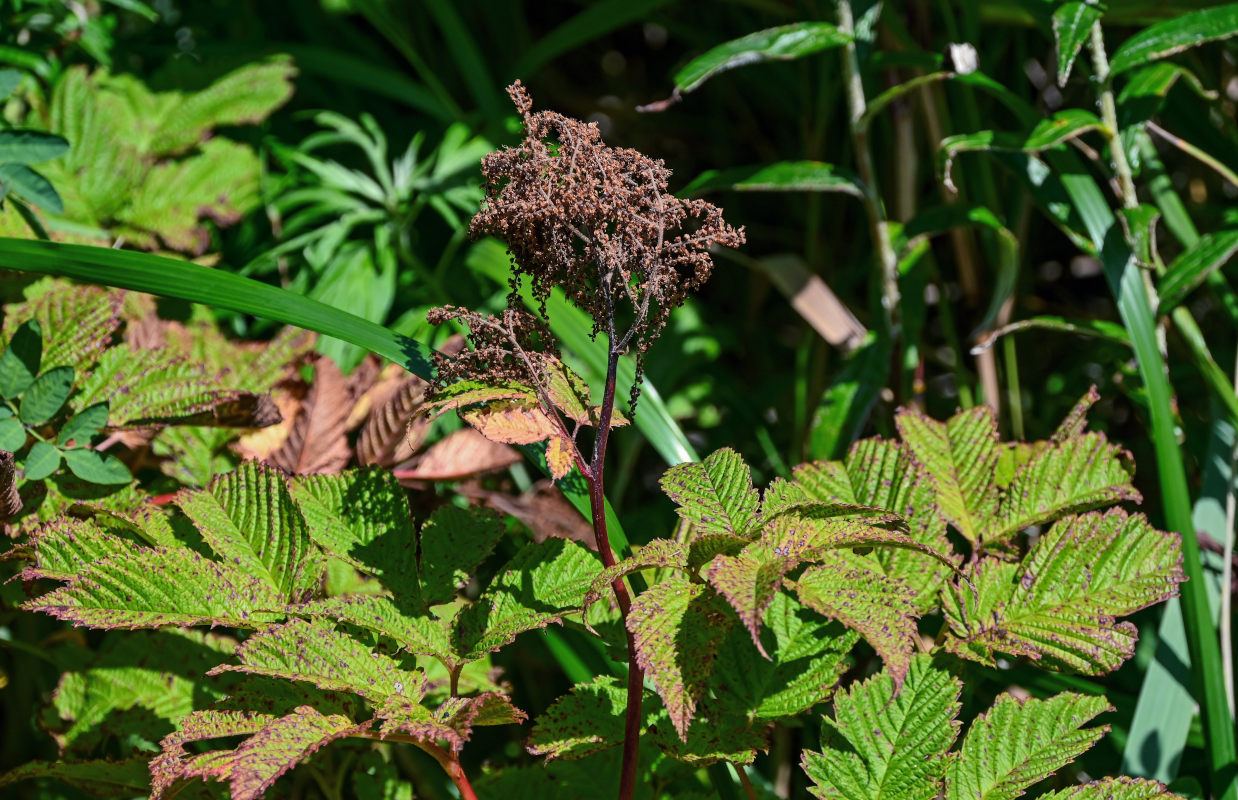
[[588, 347, 643, 800]]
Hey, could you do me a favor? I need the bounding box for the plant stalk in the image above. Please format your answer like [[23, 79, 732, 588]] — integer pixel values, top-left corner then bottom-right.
[[589, 348, 643, 800], [367, 733, 478, 800], [838, 0, 901, 335]]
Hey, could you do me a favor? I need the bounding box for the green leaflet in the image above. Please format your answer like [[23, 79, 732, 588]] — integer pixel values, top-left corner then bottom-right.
[[150, 706, 368, 800], [19, 366, 74, 424], [897, 406, 998, 545], [660, 447, 761, 539], [453, 538, 601, 661], [938, 110, 1106, 193], [1039, 777, 1183, 799], [527, 675, 661, 762], [794, 551, 919, 690], [418, 504, 505, 606], [711, 593, 857, 723], [0, 318, 42, 398], [803, 655, 960, 800], [23, 517, 142, 580], [681, 161, 864, 198], [0, 757, 152, 799], [208, 618, 426, 711], [1, 282, 122, 373], [24, 546, 287, 629], [1158, 228, 1238, 311], [944, 693, 1111, 800], [942, 510, 1183, 674], [47, 629, 234, 753], [176, 461, 324, 603], [627, 575, 732, 741], [0, 128, 70, 164], [295, 594, 456, 668], [671, 23, 850, 95]]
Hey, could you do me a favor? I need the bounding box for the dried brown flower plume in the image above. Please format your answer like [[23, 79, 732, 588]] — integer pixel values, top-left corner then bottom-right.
[[427, 305, 558, 392], [437, 82, 744, 410]]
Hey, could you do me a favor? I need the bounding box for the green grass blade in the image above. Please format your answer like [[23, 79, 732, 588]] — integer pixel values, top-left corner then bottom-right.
[[0, 238, 435, 378], [1122, 412, 1228, 781]]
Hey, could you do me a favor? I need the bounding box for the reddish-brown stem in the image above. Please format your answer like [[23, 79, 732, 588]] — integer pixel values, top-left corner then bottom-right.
[[734, 762, 759, 800], [588, 349, 643, 800], [360, 733, 478, 800]]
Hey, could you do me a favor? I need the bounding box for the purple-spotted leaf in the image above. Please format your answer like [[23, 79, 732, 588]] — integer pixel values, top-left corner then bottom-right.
[[582, 538, 686, 617], [417, 379, 536, 422], [944, 693, 1111, 800], [1039, 777, 1183, 799], [712, 592, 857, 722], [942, 510, 1182, 674], [802, 655, 961, 800], [528, 676, 661, 761], [627, 575, 734, 741], [24, 546, 286, 629], [790, 437, 957, 610], [1, 284, 122, 373], [652, 697, 765, 766], [287, 467, 414, 574], [541, 354, 629, 428], [207, 618, 427, 712], [897, 406, 999, 545], [705, 551, 794, 658], [177, 461, 323, 603], [453, 538, 601, 660], [378, 692, 525, 753], [460, 399, 559, 445], [21, 517, 143, 580], [660, 447, 761, 539], [295, 594, 456, 667], [151, 706, 368, 800], [419, 505, 505, 606], [986, 432, 1139, 543], [47, 628, 234, 752], [793, 551, 919, 690]]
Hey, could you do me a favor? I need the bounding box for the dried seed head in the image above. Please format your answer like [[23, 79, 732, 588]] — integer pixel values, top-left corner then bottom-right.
[[427, 306, 558, 393]]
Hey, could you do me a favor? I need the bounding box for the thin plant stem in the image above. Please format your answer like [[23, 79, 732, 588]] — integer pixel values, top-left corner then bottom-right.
[[589, 348, 643, 800], [364, 733, 478, 800], [1226, 345, 1237, 717], [1146, 120, 1238, 192], [733, 762, 759, 800], [838, 0, 901, 335]]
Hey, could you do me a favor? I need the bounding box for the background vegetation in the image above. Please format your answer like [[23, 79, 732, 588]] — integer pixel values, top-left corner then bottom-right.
[[1, 0, 1237, 797]]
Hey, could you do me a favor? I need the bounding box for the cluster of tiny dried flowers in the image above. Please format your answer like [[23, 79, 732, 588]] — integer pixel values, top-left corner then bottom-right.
[[426, 305, 559, 392], [439, 81, 743, 409]]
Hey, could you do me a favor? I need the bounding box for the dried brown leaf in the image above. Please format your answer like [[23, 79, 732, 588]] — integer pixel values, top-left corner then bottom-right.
[[268, 357, 351, 474], [394, 428, 520, 481], [0, 451, 22, 523]]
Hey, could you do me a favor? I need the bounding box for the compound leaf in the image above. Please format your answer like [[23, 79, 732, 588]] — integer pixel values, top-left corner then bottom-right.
[[802, 654, 961, 800], [943, 510, 1182, 674], [944, 693, 1111, 800], [296, 594, 455, 667]]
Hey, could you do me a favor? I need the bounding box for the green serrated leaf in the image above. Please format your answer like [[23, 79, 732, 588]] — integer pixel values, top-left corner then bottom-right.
[[24, 440, 62, 480], [528, 676, 661, 762], [454, 539, 601, 660], [794, 550, 919, 690], [660, 447, 761, 539], [176, 461, 323, 602], [627, 575, 733, 740], [803, 654, 961, 800], [209, 618, 426, 711], [288, 467, 415, 577], [19, 365, 74, 424], [945, 692, 1111, 800], [1110, 3, 1238, 75], [0, 756, 152, 798], [151, 705, 368, 800], [24, 546, 287, 629], [420, 505, 505, 606], [2, 284, 120, 373], [943, 510, 1182, 674], [897, 406, 998, 545], [1039, 777, 1183, 799], [24, 516, 146, 579], [62, 448, 133, 485], [296, 594, 456, 668], [713, 592, 856, 722], [1052, 2, 1102, 87], [0, 418, 26, 451], [673, 23, 850, 94], [58, 402, 109, 447], [0, 318, 42, 397]]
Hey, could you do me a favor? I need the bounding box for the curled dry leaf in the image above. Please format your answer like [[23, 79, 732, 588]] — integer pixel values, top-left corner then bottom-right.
[[0, 450, 22, 523], [234, 385, 304, 461], [268, 357, 351, 475], [393, 427, 520, 482], [356, 365, 430, 467]]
